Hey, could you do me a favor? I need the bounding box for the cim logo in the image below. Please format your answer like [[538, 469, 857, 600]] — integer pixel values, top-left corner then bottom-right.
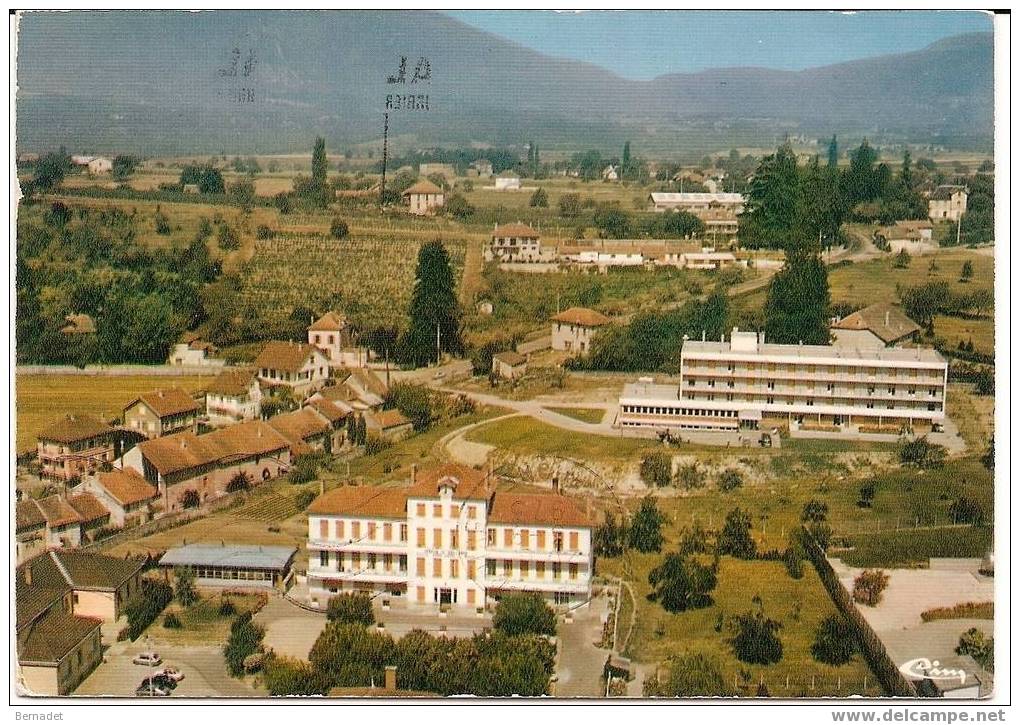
[[898, 658, 967, 685]]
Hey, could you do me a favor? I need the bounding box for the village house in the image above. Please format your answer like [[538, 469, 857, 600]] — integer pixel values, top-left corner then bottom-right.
[[618, 328, 948, 436], [492, 350, 527, 380], [341, 368, 389, 410], [402, 179, 445, 215], [831, 302, 922, 350], [122, 387, 200, 439], [471, 159, 493, 178], [486, 222, 544, 262], [308, 311, 368, 368], [254, 340, 330, 397], [305, 463, 594, 611], [123, 419, 292, 512], [67, 492, 111, 543], [168, 333, 225, 367], [16, 491, 112, 559], [305, 398, 353, 446], [37, 414, 117, 482], [365, 408, 414, 442], [60, 313, 96, 336], [269, 406, 338, 456], [648, 191, 745, 215], [85, 468, 159, 528], [550, 307, 611, 354], [159, 543, 298, 592], [493, 173, 521, 191], [205, 367, 262, 425], [16, 550, 146, 695], [928, 185, 968, 222]]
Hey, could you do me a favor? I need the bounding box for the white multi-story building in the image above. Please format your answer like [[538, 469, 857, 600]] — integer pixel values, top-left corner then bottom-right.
[[486, 222, 544, 262], [306, 463, 593, 611], [648, 192, 745, 214], [618, 329, 948, 435], [928, 185, 968, 222]]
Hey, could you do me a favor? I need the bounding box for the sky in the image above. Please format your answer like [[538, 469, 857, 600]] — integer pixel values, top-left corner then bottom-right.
[[444, 10, 992, 81]]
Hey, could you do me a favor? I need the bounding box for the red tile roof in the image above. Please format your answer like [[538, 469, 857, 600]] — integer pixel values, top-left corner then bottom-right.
[[96, 469, 157, 507], [254, 341, 324, 373], [493, 223, 539, 239], [37, 414, 114, 445], [124, 387, 199, 418], [68, 492, 110, 524], [307, 398, 351, 424], [408, 463, 490, 501], [488, 491, 592, 528], [206, 367, 258, 397], [369, 409, 412, 431], [402, 180, 443, 196], [832, 302, 921, 344], [136, 420, 290, 476], [308, 311, 348, 332], [34, 495, 83, 528], [269, 408, 331, 449], [550, 307, 610, 327], [308, 486, 409, 519], [16, 499, 48, 532]]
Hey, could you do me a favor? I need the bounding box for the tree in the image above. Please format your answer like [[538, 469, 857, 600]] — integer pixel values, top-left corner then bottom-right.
[[181, 489, 200, 509], [956, 628, 994, 672], [716, 508, 756, 559], [628, 497, 664, 553], [593, 205, 630, 238], [226, 471, 252, 492], [764, 249, 831, 345], [385, 382, 433, 431], [783, 530, 805, 579], [326, 593, 375, 626], [622, 141, 632, 178], [174, 567, 198, 607], [730, 597, 784, 665], [675, 462, 706, 490], [852, 570, 889, 606], [801, 500, 829, 523], [893, 248, 911, 269], [717, 468, 743, 492], [738, 142, 802, 249], [647, 553, 718, 612], [826, 135, 838, 168], [982, 437, 994, 470], [593, 515, 626, 557], [442, 193, 474, 220], [309, 621, 395, 689], [640, 451, 672, 488], [32, 151, 72, 191], [960, 260, 974, 282], [811, 615, 856, 665], [112, 155, 140, 181], [493, 593, 556, 637], [949, 497, 985, 525], [899, 437, 947, 470], [311, 137, 328, 197], [529, 187, 548, 208], [398, 241, 462, 367], [224, 613, 266, 677], [558, 193, 582, 217], [857, 481, 876, 508], [900, 280, 950, 326], [646, 652, 733, 697], [217, 224, 240, 251]]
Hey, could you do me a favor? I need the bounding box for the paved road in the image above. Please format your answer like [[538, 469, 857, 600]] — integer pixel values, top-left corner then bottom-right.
[[77, 641, 260, 698], [555, 594, 612, 698]]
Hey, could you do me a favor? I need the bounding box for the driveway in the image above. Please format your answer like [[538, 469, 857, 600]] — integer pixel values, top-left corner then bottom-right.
[[555, 593, 612, 697], [76, 640, 260, 698], [256, 594, 328, 660]]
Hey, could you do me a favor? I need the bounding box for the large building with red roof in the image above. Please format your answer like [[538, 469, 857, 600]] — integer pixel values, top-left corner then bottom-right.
[[306, 463, 594, 611]]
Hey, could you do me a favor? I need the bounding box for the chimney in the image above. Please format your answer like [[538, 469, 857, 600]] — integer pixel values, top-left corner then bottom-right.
[[384, 666, 397, 692], [24, 564, 32, 586], [552, 475, 560, 495], [319, 480, 324, 496]]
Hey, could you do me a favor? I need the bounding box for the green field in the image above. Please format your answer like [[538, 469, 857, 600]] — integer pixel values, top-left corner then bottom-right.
[[934, 314, 995, 356], [545, 407, 606, 424], [15, 373, 210, 454], [839, 526, 992, 569], [146, 592, 267, 646]]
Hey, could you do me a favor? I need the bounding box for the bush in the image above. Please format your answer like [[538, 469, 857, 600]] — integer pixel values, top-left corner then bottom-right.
[[493, 593, 556, 637], [256, 224, 275, 240], [627, 497, 664, 553], [175, 567, 199, 607], [730, 598, 783, 665], [162, 613, 182, 629], [801, 499, 829, 522], [852, 569, 890, 607], [326, 593, 375, 626], [593, 516, 626, 557], [219, 598, 236, 617], [181, 489, 200, 509], [955, 627, 994, 672], [783, 532, 805, 580], [385, 383, 434, 432], [949, 497, 985, 525], [330, 217, 349, 240], [716, 508, 756, 559], [363, 434, 391, 455], [811, 615, 856, 665], [645, 651, 733, 697], [899, 437, 948, 469], [224, 612, 265, 677], [226, 471, 252, 492], [289, 457, 318, 484], [674, 462, 706, 490], [717, 468, 744, 492], [640, 452, 672, 488], [263, 654, 330, 696], [217, 224, 240, 251], [122, 580, 174, 640]]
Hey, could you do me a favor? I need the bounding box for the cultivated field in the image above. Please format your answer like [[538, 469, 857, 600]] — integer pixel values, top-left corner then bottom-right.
[[15, 373, 208, 454]]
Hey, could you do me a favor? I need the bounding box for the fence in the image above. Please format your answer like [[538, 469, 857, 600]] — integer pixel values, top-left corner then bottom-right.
[[799, 526, 919, 698]]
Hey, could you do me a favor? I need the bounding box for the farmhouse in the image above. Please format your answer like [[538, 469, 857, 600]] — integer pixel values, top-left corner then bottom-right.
[[37, 414, 117, 482], [205, 367, 262, 425], [15, 493, 108, 560], [550, 307, 611, 354], [255, 340, 330, 396], [168, 333, 224, 367], [365, 408, 414, 442], [492, 350, 527, 380], [308, 310, 367, 368], [268, 406, 337, 456], [306, 463, 594, 611], [402, 180, 445, 215], [486, 222, 544, 262], [16, 550, 142, 695], [648, 191, 745, 214], [85, 468, 159, 528], [67, 492, 111, 543], [123, 420, 292, 512], [831, 302, 922, 350], [122, 387, 200, 439], [341, 368, 389, 410], [618, 328, 948, 435], [159, 543, 297, 592], [928, 185, 968, 222]]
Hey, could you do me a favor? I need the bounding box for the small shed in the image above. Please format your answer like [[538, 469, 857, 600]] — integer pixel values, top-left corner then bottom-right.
[[492, 350, 527, 380], [159, 543, 297, 591]]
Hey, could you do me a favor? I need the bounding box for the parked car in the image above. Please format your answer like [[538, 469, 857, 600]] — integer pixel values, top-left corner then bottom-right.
[[140, 674, 178, 691], [135, 682, 171, 697], [133, 652, 162, 666], [157, 667, 185, 682]]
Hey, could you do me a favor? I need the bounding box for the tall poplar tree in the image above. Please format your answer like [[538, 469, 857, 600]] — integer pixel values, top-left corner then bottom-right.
[[398, 241, 462, 367]]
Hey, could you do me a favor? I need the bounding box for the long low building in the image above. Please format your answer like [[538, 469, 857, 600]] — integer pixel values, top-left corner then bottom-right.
[[619, 329, 948, 435], [159, 543, 297, 591], [306, 463, 594, 611]]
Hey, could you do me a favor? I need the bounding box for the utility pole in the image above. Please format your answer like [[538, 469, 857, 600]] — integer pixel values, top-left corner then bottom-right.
[[436, 323, 441, 367], [956, 214, 961, 246], [380, 112, 389, 206]]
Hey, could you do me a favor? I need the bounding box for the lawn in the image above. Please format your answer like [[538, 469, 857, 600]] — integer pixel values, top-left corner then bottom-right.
[[598, 555, 882, 697], [15, 373, 210, 454], [146, 592, 267, 646], [545, 406, 606, 424], [947, 384, 995, 454], [934, 314, 995, 356], [838, 525, 993, 569], [465, 417, 658, 462]]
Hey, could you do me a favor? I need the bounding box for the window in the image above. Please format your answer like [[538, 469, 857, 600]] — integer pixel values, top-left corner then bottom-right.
[[486, 560, 496, 576], [569, 531, 579, 551], [400, 524, 408, 542], [487, 528, 496, 546], [553, 562, 562, 579], [351, 553, 360, 569], [399, 555, 407, 572], [536, 561, 546, 578], [319, 550, 329, 567], [368, 553, 377, 569], [433, 504, 442, 518], [319, 519, 328, 539], [467, 505, 477, 520], [569, 563, 578, 580], [383, 553, 392, 571], [537, 530, 546, 549], [503, 560, 512, 576], [335, 520, 344, 539], [433, 558, 442, 577], [433, 528, 443, 548], [416, 557, 425, 576], [351, 521, 361, 539], [417, 528, 426, 547], [383, 522, 392, 542], [553, 531, 564, 552], [467, 530, 477, 551], [520, 560, 530, 577], [504, 529, 513, 547], [416, 503, 426, 517], [451, 559, 459, 578], [450, 528, 459, 548], [367, 522, 377, 540], [520, 529, 530, 548], [468, 560, 476, 579]]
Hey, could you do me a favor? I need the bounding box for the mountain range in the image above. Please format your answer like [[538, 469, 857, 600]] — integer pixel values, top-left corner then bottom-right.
[[15, 11, 994, 155]]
